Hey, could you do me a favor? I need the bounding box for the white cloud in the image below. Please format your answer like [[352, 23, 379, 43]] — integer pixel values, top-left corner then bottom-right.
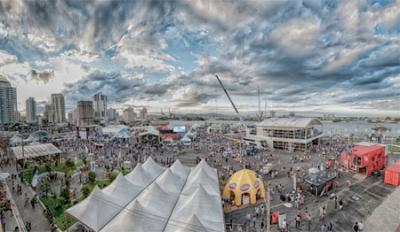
[[270, 17, 320, 54]]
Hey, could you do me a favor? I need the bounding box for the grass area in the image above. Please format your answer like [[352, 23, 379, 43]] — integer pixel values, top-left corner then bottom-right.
[[40, 196, 77, 230], [21, 162, 75, 184], [389, 145, 400, 153], [40, 178, 112, 230]]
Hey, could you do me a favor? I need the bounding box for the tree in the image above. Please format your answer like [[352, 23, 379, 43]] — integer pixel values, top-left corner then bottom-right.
[[65, 159, 75, 170], [60, 186, 70, 204], [88, 171, 96, 184], [81, 186, 91, 198], [41, 179, 51, 196], [108, 172, 117, 182], [45, 164, 52, 173]]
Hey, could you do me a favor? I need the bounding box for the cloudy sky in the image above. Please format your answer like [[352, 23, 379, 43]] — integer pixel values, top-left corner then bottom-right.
[[0, 0, 399, 116]]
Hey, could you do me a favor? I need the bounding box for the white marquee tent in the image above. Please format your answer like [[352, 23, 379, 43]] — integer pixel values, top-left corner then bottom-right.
[[67, 157, 224, 232], [11, 143, 62, 160]]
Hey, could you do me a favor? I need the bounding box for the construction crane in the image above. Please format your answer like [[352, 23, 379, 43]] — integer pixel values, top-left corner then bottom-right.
[[215, 75, 243, 122]]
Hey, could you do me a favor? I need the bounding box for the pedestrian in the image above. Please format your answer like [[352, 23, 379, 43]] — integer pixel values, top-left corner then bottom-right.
[[327, 222, 333, 232], [334, 195, 338, 209], [359, 221, 364, 232], [295, 213, 301, 229], [321, 224, 327, 232], [339, 199, 344, 210], [304, 209, 312, 231], [252, 216, 256, 228], [353, 222, 359, 232], [255, 205, 260, 217]]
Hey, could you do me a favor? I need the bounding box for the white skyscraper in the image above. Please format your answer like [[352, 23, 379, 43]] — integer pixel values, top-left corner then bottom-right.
[[94, 92, 107, 122], [25, 97, 37, 123], [51, 93, 66, 123], [0, 75, 17, 124]]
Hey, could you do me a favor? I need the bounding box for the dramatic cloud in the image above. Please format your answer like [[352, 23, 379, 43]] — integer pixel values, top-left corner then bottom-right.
[[0, 0, 400, 116], [30, 69, 54, 83]]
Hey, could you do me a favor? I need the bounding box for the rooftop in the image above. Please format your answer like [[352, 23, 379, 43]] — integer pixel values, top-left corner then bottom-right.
[[257, 117, 322, 128]]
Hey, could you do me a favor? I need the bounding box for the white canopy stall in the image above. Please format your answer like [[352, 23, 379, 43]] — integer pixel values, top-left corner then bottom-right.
[[66, 157, 225, 232]]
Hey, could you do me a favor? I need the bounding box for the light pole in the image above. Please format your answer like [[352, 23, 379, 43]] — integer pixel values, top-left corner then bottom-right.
[[266, 184, 270, 232]]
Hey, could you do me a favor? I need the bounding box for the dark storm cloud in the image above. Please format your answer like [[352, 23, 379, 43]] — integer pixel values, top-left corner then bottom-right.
[[63, 71, 144, 106], [1, 0, 400, 114], [175, 91, 217, 107], [30, 69, 54, 83]]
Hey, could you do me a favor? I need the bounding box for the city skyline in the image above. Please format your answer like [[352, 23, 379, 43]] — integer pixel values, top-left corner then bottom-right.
[[0, 0, 400, 117]]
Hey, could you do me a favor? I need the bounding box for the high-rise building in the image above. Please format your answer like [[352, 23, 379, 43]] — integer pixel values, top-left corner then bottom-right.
[[25, 97, 37, 123], [51, 93, 66, 123], [67, 111, 73, 124], [0, 75, 17, 124], [44, 104, 54, 123], [139, 107, 148, 120], [123, 107, 136, 123], [94, 92, 107, 122], [107, 108, 118, 121], [77, 101, 94, 126]]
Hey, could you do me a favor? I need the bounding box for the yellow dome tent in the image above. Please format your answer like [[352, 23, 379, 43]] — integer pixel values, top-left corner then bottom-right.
[[223, 169, 266, 207]]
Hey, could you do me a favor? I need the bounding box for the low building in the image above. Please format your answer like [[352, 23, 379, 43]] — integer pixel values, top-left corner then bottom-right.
[[245, 118, 323, 152]]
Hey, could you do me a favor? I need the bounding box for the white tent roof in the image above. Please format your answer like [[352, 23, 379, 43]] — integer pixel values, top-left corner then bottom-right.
[[69, 158, 224, 232], [180, 136, 191, 142], [165, 214, 209, 232], [171, 186, 222, 224], [102, 173, 142, 206], [101, 200, 168, 232], [142, 157, 166, 180], [102, 125, 128, 135], [155, 169, 185, 194], [170, 159, 190, 180], [125, 164, 153, 187], [111, 130, 131, 140], [190, 159, 218, 180], [182, 167, 220, 196], [12, 143, 61, 160], [66, 187, 122, 232]]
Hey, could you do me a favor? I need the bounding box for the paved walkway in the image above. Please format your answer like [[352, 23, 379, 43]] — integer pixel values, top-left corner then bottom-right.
[[1, 162, 51, 232], [365, 187, 400, 232]]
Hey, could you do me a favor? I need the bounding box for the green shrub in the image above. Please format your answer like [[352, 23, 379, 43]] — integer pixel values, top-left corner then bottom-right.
[[88, 171, 96, 184]]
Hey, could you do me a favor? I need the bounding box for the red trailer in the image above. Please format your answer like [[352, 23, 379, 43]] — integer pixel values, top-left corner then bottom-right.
[[340, 144, 387, 176], [384, 162, 400, 186]]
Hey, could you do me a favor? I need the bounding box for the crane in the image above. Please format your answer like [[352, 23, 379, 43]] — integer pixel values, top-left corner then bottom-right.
[[215, 75, 243, 122]]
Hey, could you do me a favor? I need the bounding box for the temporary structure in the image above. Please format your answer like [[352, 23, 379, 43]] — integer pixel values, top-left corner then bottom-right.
[[170, 159, 190, 180], [125, 164, 153, 187], [340, 144, 387, 176], [384, 161, 400, 186], [12, 143, 61, 160], [66, 187, 122, 231], [223, 169, 266, 206], [102, 173, 142, 206], [142, 156, 165, 180], [68, 158, 224, 232]]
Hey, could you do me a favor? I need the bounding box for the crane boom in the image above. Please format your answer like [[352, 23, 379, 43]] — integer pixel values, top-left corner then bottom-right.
[[215, 75, 242, 122]]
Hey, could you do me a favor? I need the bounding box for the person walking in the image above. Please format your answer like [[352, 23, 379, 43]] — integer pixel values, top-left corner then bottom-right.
[[304, 208, 312, 231], [358, 221, 364, 232], [295, 213, 301, 230], [353, 222, 359, 232]]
